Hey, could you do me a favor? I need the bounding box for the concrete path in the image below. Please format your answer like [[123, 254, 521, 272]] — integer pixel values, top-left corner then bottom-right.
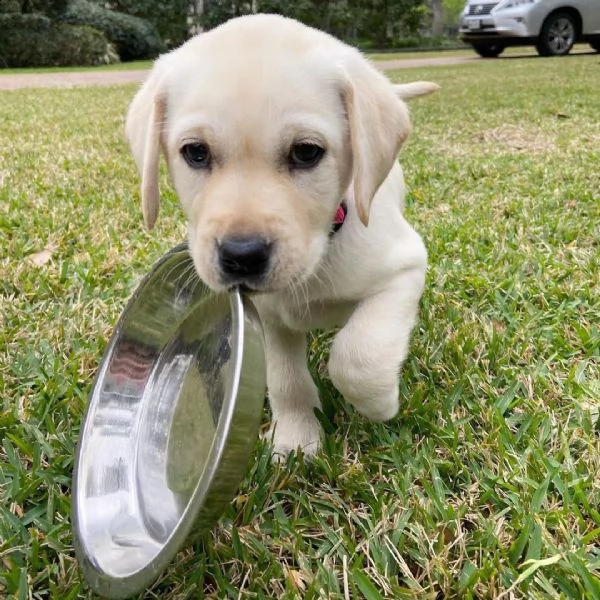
[[375, 55, 476, 71], [0, 55, 476, 90], [0, 69, 150, 90]]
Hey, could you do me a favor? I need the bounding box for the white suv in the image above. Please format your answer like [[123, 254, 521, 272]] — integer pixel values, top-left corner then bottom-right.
[[459, 0, 600, 57]]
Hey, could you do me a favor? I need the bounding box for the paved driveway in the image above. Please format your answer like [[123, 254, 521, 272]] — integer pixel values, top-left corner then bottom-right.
[[0, 55, 476, 90], [0, 69, 150, 90]]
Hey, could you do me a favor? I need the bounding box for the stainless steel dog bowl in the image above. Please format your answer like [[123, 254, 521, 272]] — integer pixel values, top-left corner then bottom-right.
[[72, 243, 266, 599]]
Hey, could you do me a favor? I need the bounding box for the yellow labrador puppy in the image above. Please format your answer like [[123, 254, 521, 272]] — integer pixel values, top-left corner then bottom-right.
[[126, 14, 438, 457]]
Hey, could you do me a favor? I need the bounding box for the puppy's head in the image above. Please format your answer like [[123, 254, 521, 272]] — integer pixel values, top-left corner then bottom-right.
[[126, 14, 437, 293]]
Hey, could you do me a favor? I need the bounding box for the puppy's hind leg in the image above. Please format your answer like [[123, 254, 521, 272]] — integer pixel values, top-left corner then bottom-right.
[[328, 267, 425, 422], [263, 324, 322, 459]]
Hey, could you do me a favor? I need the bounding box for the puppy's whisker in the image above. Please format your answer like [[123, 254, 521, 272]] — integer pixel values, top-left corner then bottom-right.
[[165, 258, 198, 303], [287, 276, 301, 313], [301, 280, 311, 321], [182, 264, 200, 291], [174, 261, 195, 289], [320, 264, 339, 296], [289, 274, 311, 323], [286, 274, 305, 318], [162, 258, 190, 285]]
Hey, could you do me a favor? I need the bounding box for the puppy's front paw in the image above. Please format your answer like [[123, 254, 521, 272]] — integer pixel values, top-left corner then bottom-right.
[[350, 388, 399, 422], [264, 412, 322, 461], [328, 345, 400, 422]]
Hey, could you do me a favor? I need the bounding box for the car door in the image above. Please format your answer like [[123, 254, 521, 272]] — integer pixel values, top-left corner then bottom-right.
[[576, 0, 600, 34]]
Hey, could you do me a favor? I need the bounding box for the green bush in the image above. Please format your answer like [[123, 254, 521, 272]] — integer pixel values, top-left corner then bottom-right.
[[109, 0, 191, 49], [0, 12, 50, 30], [27, 0, 70, 18], [0, 0, 21, 13], [63, 0, 164, 61], [0, 13, 118, 67]]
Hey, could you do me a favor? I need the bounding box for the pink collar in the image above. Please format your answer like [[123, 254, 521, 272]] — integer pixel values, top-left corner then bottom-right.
[[331, 201, 347, 235]]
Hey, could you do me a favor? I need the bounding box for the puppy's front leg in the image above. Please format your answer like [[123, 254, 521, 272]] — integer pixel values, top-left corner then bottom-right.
[[328, 268, 425, 421], [263, 324, 322, 458]]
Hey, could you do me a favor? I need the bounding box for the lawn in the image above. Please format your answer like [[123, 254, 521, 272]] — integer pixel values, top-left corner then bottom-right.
[[1, 53, 599, 599]]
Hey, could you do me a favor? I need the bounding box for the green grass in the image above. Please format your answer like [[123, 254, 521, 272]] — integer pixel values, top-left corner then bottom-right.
[[1, 53, 599, 599]]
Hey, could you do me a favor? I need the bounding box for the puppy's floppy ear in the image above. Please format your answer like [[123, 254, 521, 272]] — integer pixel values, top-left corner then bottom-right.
[[125, 60, 169, 231], [341, 59, 411, 226]]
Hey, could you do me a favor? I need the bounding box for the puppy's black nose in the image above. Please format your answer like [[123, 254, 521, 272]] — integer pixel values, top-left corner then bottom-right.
[[217, 236, 272, 282]]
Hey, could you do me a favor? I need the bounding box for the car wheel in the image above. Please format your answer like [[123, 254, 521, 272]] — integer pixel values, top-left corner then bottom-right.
[[536, 12, 576, 56], [472, 43, 505, 58]]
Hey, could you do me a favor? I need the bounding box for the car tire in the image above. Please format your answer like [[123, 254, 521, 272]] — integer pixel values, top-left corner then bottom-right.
[[472, 43, 505, 58], [536, 12, 576, 56]]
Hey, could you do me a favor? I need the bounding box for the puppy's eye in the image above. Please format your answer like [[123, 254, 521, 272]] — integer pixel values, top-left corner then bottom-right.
[[289, 143, 324, 169], [181, 142, 211, 169]]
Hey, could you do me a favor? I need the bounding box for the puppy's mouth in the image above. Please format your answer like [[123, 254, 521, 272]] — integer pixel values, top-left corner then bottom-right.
[[219, 263, 313, 296], [232, 282, 267, 295], [221, 272, 287, 295], [190, 231, 327, 295]]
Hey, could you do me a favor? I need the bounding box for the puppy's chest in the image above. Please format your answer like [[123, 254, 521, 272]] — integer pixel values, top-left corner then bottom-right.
[[261, 295, 357, 332]]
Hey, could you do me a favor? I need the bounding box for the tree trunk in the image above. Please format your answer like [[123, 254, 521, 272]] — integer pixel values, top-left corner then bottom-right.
[[429, 0, 444, 36]]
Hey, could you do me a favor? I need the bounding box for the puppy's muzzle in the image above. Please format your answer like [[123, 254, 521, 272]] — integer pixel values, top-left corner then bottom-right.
[[217, 235, 272, 287]]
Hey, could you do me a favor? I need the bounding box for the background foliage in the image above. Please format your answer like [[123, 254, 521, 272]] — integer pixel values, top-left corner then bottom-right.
[[106, 0, 193, 49], [0, 0, 465, 67], [62, 0, 164, 61], [199, 0, 429, 49], [0, 12, 116, 67]]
